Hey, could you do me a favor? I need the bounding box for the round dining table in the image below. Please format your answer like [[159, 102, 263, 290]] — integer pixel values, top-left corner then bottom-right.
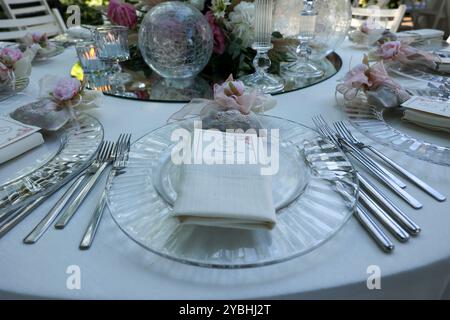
[[1, 39, 450, 299]]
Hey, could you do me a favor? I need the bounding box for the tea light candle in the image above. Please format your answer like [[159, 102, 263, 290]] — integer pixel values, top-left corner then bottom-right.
[[75, 42, 109, 74]]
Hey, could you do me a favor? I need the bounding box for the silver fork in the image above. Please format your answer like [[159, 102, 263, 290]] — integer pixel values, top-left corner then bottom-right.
[[335, 121, 446, 202], [23, 141, 112, 243], [54, 141, 115, 229], [79, 133, 131, 250], [313, 115, 421, 242], [313, 115, 422, 209]]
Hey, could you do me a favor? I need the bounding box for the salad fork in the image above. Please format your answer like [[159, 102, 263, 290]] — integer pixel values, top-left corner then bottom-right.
[[335, 121, 446, 202], [79, 133, 131, 249], [54, 141, 115, 229]]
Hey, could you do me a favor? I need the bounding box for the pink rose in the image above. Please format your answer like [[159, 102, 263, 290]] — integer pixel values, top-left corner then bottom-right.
[[52, 77, 81, 102], [0, 47, 23, 68], [205, 11, 226, 55], [379, 41, 402, 60], [107, 0, 138, 29]]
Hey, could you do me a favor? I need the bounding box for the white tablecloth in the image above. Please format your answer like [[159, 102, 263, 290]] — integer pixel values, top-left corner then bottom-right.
[[1, 41, 450, 299]]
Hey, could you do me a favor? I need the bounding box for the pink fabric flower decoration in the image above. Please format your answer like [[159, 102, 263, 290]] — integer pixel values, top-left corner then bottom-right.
[[205, 11, 226, 55], [52, 78, 81, 102], [336, 64, 371, 100], [107, 0, 138, 29], [32, 32, 46, 43], [379, 41, 402, 60], [213, 75, 252, 114], [0, 47, 23, 68], [369, 61, 397, 90]]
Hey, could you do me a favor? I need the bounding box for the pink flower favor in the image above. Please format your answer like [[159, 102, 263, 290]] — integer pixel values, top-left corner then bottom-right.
[[169, 75, 277, 132]]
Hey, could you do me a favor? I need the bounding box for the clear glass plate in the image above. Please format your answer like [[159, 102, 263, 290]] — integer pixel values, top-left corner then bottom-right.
[[107, 115, 358, 268], [0, 77, 29, 102], [388, 61, 448, 84], [0, 113, 103, 214], [34, 45, 65, 61], [341, 94, 450, 167]]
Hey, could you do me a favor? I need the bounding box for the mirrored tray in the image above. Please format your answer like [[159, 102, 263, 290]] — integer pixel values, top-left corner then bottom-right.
[[0, 113, 103, 215], [88, 52, 342, 103], [341, 94, 450, 167], [107, 115, 358, 268]]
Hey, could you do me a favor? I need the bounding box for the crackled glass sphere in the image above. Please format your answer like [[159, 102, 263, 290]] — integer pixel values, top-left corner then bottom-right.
[[273, 0, 352, 59], [138, 2, 213, 80]]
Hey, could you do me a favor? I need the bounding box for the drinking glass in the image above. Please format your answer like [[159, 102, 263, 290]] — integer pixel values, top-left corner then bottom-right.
[[93, 25, 132, 84], [239, 0, 284, 94], [75, 41, 111, 75], [282, 0, 324, 79]]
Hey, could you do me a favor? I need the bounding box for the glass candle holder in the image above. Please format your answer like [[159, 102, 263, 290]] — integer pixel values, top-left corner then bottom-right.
[[239, 0, 284, 94], [75, 41, 111, 75], [282, 0, 324, 79], [93, 25, 132, 84]]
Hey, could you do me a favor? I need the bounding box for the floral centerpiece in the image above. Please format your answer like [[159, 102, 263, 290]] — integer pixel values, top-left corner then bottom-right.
[[105, 0, 294, 79]]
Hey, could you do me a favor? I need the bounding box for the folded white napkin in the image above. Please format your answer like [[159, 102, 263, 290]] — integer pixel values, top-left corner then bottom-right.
[[173, 163, 276, 230], [403, 109, 450, 133], [0, 132, 44, 164]]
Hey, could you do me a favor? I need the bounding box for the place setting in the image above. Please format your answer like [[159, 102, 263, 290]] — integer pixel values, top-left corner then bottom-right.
[[1, 0, 450, 301]]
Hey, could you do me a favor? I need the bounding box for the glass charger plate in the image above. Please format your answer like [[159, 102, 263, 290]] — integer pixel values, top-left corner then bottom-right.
[[341, 94, 450, 167], [107, 115, 358, 268], [388, 61, 449, 84], [0, 77, 30, 102], [0, 113, 103, 214], [90, 52, 342, 103], [34, 45, 65, 62]]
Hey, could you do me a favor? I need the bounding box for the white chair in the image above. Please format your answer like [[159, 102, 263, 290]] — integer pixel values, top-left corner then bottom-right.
[[0, 16, 59, 40], [351, 4, 407, 32], [0, 0, 65, 37]]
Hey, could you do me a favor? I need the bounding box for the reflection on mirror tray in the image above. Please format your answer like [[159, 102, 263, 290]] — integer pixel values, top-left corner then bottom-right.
[[83, 52, 342, 103]]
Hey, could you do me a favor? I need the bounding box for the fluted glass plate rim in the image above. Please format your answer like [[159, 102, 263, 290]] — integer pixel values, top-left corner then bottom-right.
[[0, 113, 104, 213], [340, 93, 450, 167], [107, 115, 358, 268]]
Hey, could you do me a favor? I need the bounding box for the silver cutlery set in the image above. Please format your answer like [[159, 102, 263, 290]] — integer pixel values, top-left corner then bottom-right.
[[0, 115, 446, 253], [0, 133, 131, 249], [313, 115, 446, 252]]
